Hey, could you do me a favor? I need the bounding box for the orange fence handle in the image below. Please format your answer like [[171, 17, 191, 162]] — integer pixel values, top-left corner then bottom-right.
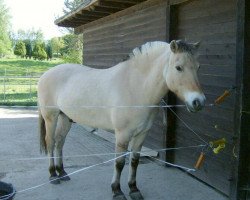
[[195, 152, 205, 169], [214, 90, 230, 104]]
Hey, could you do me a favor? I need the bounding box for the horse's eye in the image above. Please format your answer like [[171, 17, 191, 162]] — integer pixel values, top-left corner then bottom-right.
[[175, 66, 183, 72]]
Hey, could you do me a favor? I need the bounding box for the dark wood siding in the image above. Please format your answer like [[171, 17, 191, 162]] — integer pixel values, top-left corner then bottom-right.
[[82, 0, 168, 151], [233, 0, 250, 198], [170, 0, 237, 195], [82, 1, 168, 69]]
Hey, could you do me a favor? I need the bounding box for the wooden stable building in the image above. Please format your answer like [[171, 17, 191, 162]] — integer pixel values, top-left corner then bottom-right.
[[55, 0, 250, 199]]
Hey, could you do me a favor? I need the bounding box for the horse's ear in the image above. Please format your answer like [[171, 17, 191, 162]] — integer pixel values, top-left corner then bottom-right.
[[170, 40, 178, 53], [193, 41, 201, 50]]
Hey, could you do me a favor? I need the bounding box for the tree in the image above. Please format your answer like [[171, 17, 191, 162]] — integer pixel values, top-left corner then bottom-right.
[[63, 0, 83, 14], [0, 0, 12, 56], [60, 0, 83, 63], [14, 41, 26, 57], [51, 37, 64, 56], [24, 40, 32, 59], [46, 43, 53, 60], [32, 42, 47, 60], [61, 34, 82, 63]]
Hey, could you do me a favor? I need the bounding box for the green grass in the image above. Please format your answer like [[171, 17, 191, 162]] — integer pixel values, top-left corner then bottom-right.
[[0, 58, 65, 106], [0, 58, 64, 76]]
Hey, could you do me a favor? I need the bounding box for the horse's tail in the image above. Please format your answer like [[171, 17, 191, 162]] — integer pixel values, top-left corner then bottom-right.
[[39, 109, 47, 154]]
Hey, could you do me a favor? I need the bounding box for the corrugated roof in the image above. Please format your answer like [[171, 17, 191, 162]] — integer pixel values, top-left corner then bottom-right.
[[55, 0, 146, 28]]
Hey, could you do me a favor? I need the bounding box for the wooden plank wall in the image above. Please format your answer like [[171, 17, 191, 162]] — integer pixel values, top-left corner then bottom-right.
[[82, 1, 168, 69], [82, 0, 168, 151], [171, 0, 237, 195]]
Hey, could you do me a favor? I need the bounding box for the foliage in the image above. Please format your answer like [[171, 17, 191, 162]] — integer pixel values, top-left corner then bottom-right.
[[46, 43, 53, 60], [63, 0, 83, 14], [14, 41, 26, 57], [62, 0, 83, 63], [13, 28, 44, 46], [0, 0, 12, 56], [61, 34, 82, 63], [32, 42, 47, 60], [51, 37, 64, 56], [62, 49, 82, 64], [24, 40, 32, 59], [11, 28, 45, 58]]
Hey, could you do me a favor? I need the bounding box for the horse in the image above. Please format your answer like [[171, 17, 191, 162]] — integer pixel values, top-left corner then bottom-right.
[[38, 40, 205, 200]]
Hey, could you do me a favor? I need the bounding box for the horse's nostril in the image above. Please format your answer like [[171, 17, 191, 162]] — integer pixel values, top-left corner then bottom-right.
[[192, 99, 201, 109]]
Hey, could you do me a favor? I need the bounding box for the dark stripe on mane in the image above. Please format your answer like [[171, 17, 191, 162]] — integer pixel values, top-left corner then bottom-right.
[[175, 40, 197, 55], [123, 42, 158, 61]]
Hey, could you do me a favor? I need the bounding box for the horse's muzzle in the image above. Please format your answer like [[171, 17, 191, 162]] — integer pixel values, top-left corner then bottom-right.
[[186, 98, 205, 112], [184, 91, 206, 112]]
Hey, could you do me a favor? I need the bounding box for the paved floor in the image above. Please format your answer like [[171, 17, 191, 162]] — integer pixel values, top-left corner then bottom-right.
[[0, 108, 228, 200]]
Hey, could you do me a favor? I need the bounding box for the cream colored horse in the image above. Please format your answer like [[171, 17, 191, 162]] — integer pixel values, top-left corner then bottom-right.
[[38, 40, 205, 200]]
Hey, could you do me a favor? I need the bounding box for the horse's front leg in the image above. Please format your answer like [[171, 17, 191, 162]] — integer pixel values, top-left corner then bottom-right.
[[111, 135, 129, 200], [128, 132, 148, 200]]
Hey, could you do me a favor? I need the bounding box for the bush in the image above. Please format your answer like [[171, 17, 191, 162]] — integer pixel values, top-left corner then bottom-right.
[[14, 41, 26, 57], [46, 44, 53, 60], [62, 50, 82, 64], [24, 40, 32, 59], [32, 42, 47, 60]]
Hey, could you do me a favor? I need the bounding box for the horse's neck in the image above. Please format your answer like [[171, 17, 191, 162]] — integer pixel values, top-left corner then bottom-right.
[[126, 45, 170, 105]]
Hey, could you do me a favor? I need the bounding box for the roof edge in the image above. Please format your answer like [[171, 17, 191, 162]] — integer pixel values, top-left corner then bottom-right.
[[54, 0, 99, 25]]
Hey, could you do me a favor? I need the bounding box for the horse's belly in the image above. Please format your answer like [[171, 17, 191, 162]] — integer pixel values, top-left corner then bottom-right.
[[60, 107, 114, 131]]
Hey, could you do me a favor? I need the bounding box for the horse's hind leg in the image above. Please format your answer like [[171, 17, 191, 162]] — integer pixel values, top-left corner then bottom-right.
[[55, 113, 72, 181], [43, 110, 60, 184], [111, 132, 130, 200], [128, 132, 148, 200]]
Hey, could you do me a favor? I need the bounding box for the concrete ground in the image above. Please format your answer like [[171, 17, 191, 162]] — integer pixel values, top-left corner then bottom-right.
[[0, 108, 228, 200]]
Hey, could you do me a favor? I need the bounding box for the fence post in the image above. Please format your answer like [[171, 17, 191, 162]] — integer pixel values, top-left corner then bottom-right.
[[29, 71, 32, 100], [3, 69, 6, 103]]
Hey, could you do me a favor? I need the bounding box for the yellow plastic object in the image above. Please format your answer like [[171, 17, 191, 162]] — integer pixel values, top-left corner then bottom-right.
[[209, 138, 226, 154]]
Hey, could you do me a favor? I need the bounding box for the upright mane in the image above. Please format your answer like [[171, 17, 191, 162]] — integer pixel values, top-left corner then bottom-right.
[[124, 40, 196, 62], [126, 41, 168, 61]]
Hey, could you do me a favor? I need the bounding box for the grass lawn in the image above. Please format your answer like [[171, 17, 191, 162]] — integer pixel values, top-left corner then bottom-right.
[[0, 58, 64, 106]]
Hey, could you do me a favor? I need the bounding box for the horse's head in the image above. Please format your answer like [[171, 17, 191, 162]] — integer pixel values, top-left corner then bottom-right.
[[165, 40, 205, 112]]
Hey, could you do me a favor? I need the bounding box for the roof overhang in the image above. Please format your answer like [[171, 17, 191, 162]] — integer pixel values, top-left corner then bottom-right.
[[55, 0, 147, 28]]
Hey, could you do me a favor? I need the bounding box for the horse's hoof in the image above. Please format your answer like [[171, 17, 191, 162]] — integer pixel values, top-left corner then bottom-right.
[[49, 176, 60, 184], [129, 191, 144, 200], [113, 194, 127, 200], [59, 173, 71, 181]]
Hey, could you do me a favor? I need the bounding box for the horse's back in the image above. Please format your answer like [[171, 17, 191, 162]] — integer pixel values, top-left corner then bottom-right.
[[38, 64, 90, 106], [39, 64, 92, 82]]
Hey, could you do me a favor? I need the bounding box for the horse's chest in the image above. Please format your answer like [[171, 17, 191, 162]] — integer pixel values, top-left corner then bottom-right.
[[120, 108, 158, 135]]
